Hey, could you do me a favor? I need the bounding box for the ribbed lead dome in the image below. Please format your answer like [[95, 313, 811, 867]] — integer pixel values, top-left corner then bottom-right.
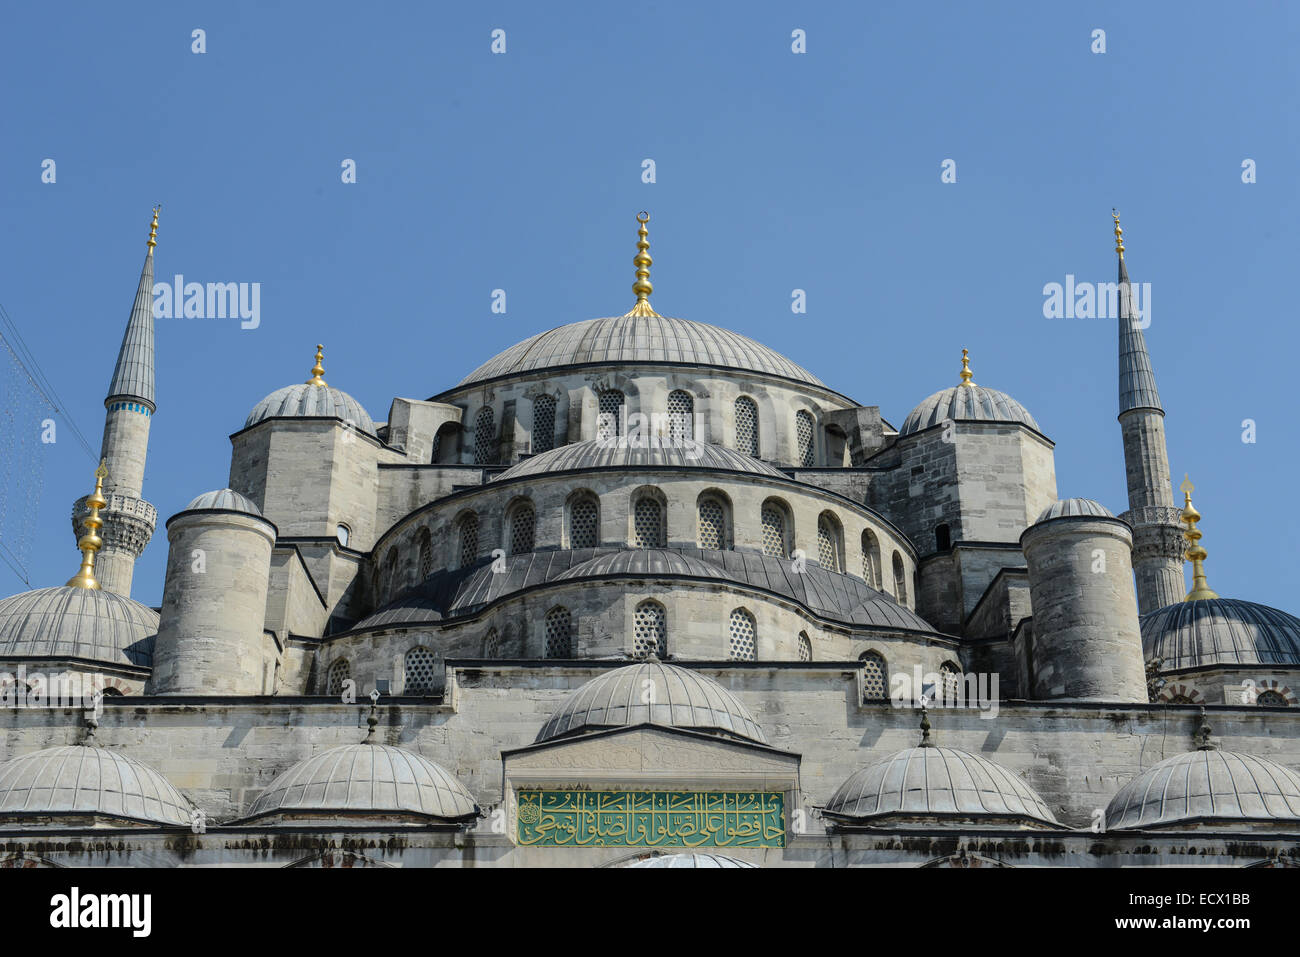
[[900, 384, 1039, 437], [1036, 498, 1114, 523], [536, 661, 767, 745], [0, 745, 192, 827], [0, 586, 157, 668], [1104, 749, 1300, 829], [555, 549, 728, 581], [459, 315, 822, 387], [824, 747, 1059, 827], [1142, 598, 1300, 670], [619, 853, 758, 868], [245, 383, 376, 435], [246, 743, 478, 822], [184, 488, 263, 515], [496, 440, 788, 481]]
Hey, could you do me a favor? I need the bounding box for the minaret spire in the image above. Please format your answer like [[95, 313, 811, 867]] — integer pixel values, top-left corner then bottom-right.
[[1111, 211, 1186, 614], [623, 211, 662, 318], [72, 207, 161, 597]]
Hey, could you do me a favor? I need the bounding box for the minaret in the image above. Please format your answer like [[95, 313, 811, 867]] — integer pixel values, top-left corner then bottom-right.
[[1112, 211, 1185, 613], [72, 207, 160, 597]]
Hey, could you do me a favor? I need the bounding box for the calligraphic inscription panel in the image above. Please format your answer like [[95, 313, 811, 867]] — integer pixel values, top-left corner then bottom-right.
[[515, 790, 785, 848]]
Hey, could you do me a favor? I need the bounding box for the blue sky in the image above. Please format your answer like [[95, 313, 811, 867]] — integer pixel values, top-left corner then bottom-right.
[[2, 1, 1297, 609]]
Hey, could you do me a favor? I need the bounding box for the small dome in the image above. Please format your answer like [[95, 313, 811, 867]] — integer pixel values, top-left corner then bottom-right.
[[1035, 498, 1114, 523], [824, 747, 1059, 827], [1142, 598, 1300, 671], [246, 743, 478, 822], [0, 745, 191, 827], [495, 440, 787, 482], [458, 315, 822, 387], [900, 384, 1039, 437], [1105, 749, 1300, 830], [536, 661, 768, 745], [618, 853, 758, 868], [245, 382, 376, 436], [184, 488, 262, 515], [0, 586, 157, 668], [555, 549, 728, 581]]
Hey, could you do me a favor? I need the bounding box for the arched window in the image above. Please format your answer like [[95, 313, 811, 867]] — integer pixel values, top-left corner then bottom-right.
[[336, 523, 350, 547], [735, 396, 759, 457], [728, 608, 757, 660], [668, 390, 694, 443], [598, 389, 624, 441], [697, 493, 729, 550], [417, 527, 433, 579], [431, 422, 459, 464], [817, 512, 842, 572], [544, 606, 572, 658], [632, 489, 666, 548], [935, 523, 951, 551], [939, 661, 962, 705], [633, 600, 667, 658], [797, 632, 812, 662], [404, 646, 436, 695], [567, 492, 599, 549], [326, 658, 351, 696], [533, 394, 557, 454], [861, 529, 882, 589], [860, 651, 888, 701], [892, 551, 908, 603], [483, 628, 500, 658], [101, 687, 123, 697], [474, 407, 495, 464], [456, 512, 479, 568], [760, 499, 790, 558], [508, 500, 536, 555], [1257, 690, 1288, 706], [383, 548, 399, 601], [796, 410, 815, 467]]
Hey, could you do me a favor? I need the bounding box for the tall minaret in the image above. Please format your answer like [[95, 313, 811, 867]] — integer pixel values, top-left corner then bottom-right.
[[1112, 211, 1185, 614], [72, 207, 160, 597]]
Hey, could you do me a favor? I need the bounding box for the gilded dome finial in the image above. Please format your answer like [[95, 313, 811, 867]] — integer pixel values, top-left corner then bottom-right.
[[1112, 208, 1124, 259], [67, 460, 109, 590], [959, 348, 974, 387], [147, 205, 160, 250], [1180, 474, 1219, 601], [624, 211, 662, 318], [307, 344, 328, 387]]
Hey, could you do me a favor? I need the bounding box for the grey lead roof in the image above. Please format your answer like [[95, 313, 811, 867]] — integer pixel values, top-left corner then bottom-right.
[[618, 853, 758, 868], [1141, 597, 1300, 671], [0, 585, 158, 667], [496, 440, 788, 481], [1035, 498, 1114, 523], [823, 747, 1060, 826], [245, 382, 377, 435], [184, 488, 263, 515], [1118, 254, 1164, 415], [457, 315, 823, 387], [1104, 749, 1300, 829], [353, 547, 940, 634], [900, 383, 1040, 437], [105, 245, 156, 409]]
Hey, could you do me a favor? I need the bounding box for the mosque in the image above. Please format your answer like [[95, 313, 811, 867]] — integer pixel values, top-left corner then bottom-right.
[[0, 208, 1297, 867]]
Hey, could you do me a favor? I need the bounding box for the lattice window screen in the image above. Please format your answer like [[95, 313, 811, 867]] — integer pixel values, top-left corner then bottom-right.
[[728, 609, 756, 660]]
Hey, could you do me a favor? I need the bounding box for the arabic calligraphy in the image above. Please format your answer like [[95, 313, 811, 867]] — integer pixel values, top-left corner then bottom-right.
[[515, 790, 785, 848]]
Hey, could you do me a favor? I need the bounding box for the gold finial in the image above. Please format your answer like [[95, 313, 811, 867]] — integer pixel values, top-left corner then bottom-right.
[[1112, 208, 1124, 259], [67, 460, 109, 590], [959, 348, 974, 386], [307, 344, 327, 386], [623, 211, 662, 318], [147, 205, 160, 250], [1179, 473, 1219, 601]]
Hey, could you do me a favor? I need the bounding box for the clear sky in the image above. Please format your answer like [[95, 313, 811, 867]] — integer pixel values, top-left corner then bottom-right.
[[2, 1, 1296, 610]]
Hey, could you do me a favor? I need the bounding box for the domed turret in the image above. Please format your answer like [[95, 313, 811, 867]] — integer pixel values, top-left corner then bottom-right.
[[900, 350, 1039, 437], [245, 344, 375, 435]]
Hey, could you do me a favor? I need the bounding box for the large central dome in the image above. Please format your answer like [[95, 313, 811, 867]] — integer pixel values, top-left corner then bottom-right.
[[457, 315, 822, 387]]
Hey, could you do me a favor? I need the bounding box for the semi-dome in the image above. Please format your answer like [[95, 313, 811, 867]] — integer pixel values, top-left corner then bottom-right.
[[183, 488, 263, 515], [0, 745, 192, 827], [495, 439, 788, 482], [618, 853, 758, 868], [555, 549, 728, 581], [1035, 498, 1114, 523], [0, 586, 157, 668], [1104, 748, 1300, 830], [535, 660, 768, 745], [245, 382, 376, 436], [245, 743, 478, 823], [823, 746, 1060, 828], [458, 315, 822, 387], [901, 384, 1039, 437], [1142, 598, 1300, 671]]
